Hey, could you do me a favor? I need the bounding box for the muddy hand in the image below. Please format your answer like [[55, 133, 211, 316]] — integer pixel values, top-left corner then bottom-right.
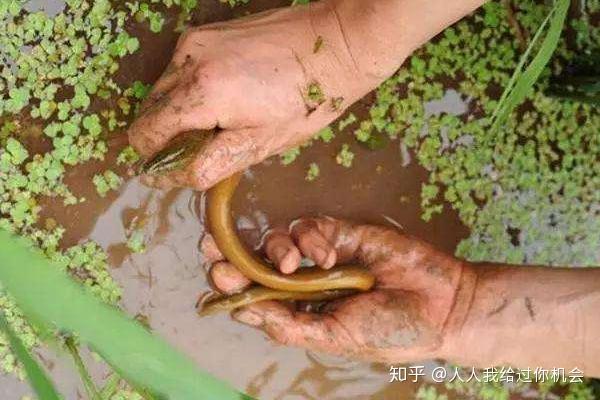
[[207, 217, 475, 363], [128, 2, 383, 190]]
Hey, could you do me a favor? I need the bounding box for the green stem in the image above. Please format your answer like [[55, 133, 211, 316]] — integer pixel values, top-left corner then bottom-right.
[[65, 338, 102, 400]]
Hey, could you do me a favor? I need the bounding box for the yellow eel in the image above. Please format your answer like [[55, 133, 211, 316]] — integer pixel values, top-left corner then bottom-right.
[[138, 130, 375, 315]]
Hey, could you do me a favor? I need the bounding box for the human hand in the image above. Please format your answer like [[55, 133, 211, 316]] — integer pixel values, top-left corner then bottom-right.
[[128, 1, 391, 190], [204, 217, 476, 363]]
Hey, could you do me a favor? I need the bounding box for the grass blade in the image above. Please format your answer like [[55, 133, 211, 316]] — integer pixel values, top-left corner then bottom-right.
[[0, 230, 251, 400], [491, 0, 570, 129], [0, 313, 61, 400], [490, 2, 555, 122], [65, 337, 102, 400]]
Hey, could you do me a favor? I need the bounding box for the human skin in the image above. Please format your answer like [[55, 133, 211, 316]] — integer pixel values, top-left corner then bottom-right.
[[128, 0, 485, 189], [205, 218, 600, 377], [129, 0, 600, 376]]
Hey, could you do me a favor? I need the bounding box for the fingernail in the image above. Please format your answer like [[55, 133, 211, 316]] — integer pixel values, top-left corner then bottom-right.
[[280, 255, 296, 275], [233, 309, 264, 327], [323, 249, 336, 269]]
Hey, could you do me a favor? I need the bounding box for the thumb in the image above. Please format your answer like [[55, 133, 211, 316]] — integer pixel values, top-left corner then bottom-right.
[[128, 83, 218, 158], [232, 302, 356, 355]]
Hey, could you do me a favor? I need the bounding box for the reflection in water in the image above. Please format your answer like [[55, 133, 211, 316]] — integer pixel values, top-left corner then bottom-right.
[[273, 358, 396, 400], [23, 0, 66, 16], [306, 350, 360, 370], [0, 375, 29, 399], [424, 89, 469, 117]]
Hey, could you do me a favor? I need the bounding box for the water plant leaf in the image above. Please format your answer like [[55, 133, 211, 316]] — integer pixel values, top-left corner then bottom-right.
[[0, 312, 61, 400], [0, 230, 251, 400], [490, 0, 570, 130], [65, 337, 102, 400]]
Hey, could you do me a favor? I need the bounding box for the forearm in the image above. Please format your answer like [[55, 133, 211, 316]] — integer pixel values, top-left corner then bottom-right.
[[444, 264, 600, 377], [328, 0, 487, 81]]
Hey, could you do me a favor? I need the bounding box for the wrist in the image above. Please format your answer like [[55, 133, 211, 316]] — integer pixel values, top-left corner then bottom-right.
[[325, 0, 411, 83], [437, 261, 479, 361], [440, 264, 525, 367], [439, 264, 600, 375], [324, 0, 487, 82], [299, 0, 395, 107]]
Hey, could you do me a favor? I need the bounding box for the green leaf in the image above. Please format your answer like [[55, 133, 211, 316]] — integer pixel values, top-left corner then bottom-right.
[[127, 229, 146, 254], [490, 0, 570, 129], [0, 313, 61, 400], [306, 81, 325, 104], [305, 162, 320, 181], [93, 170, 122, 197], [131, 81, 152, 100], [338, 113, 357, 131], [280, 147, 301, 165], [39, 100, 57, 120], [72, 85, 91, 110], [6, 138, 29, 165], [117, 146, 140, 166], [0, 231, 250, 400], [315, 126, 334, 143], [6, 88, 30, 113], [410, 57, 426, 75], [83, 114, 102, 137], [126, 37, 140, 54], [336, 144, 354, 168], [65, 338, 102, 400]]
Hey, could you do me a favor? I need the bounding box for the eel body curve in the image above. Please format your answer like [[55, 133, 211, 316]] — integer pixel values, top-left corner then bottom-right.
[[138, 130, 375, 315], [200, 172, 375, 314]]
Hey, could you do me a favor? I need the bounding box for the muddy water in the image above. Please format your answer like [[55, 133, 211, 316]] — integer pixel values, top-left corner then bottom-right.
[[10, 0, 471, 399]]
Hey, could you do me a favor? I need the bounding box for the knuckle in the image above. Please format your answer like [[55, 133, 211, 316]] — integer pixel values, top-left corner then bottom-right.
[[296, 234, 313, 251], [293, 218, 318, 235]]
